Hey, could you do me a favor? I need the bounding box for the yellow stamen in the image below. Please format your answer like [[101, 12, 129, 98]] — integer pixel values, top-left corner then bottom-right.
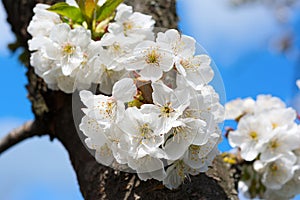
[[160, 102, 174, 117], [62, 43, 75, 55], [146, 49, 161, 66], [249, 131, 258, 140], [270, 140, 279, 149]]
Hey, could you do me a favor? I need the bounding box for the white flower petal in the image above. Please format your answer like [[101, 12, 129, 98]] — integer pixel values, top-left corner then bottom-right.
[[112, 78, 136, 102], [139, 65, 163, 82], [50, 23, 70, 44], [57, 75, 75, 93], [95, 144, 114, 166], [152, 81, 172, 106], [69, 27, 91, 48]]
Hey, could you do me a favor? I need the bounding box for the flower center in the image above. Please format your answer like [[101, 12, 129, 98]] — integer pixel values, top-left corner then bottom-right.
[[108, 42, 124, 57], [123, 21, 134, 31], [272, 123, 278, 129], [80, 53, 88, 67], [104, 67, 114, 77], [180, 59, 193, 69], [99, 100, 116, 119], [62, 43, 75, 55], [171, 125, 191, 143], [189, 145, 200, 152], [106, 101, 115, 115], [172, 35, 184, 55], [270, 163, 278, 172], [270, 139, 279, 149], [139, 123, 153, 139], [99, 143, 112, 157], [146, 49, 161, 66], [175, 160, 185, 180], [160, 102, 175, 117], [112, 42, 121, 53], [188, 145, 200, 161], [249, 131, 258, 140]]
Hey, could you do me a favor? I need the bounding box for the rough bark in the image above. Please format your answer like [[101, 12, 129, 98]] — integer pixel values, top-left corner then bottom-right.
[[2, 0, 239, 199]]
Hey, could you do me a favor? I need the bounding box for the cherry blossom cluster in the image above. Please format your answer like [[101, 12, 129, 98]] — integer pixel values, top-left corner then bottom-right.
[[226, 95, 300, 199], [79, 29, 224, 189], [80, 76, 223, 189], [27, 2, 155, 93], [27, 1, 224, 189]]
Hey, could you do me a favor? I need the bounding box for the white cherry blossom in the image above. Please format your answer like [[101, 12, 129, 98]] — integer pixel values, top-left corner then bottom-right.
[[124, 41, 174, 82], [157, 29, 213, 89], [118, 106, 164, 159], [225, 97, 255, 120], [79, 115, 115, 166], [163, 160, 189, 189], [30, 51, 57, 86], [229, 115, 273, 161], [254, 95, 286, 113], [100, 32, 139, 67], [226, 94, 300, 198], [176, 75, 224, 122], [259, 107, 296, 129], [183, 134, 220, 170], [225, 95, 286, 120], [28, 1, 224, 189], [80, 78, 137, 128], [261, 153, 297, 190], [29, 32, 104, 93], [156, 29, 196, 58], [109, 4, 155, 40], [175, 55, 214, 90], [151, 81, 190, 133], [260, 125, 300, 162], [163, 118, 206, 160], [71, 41, 104, 90], [127, 154, 166, 181], [27, 4, 62, 37], [44, 23, 91, 76], [188, 145, 220, 173]]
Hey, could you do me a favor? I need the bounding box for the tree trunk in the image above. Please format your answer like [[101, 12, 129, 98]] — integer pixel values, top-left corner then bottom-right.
[[2, 0, 239, 199]]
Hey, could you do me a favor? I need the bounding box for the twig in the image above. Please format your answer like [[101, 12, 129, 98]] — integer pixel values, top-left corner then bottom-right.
[[0, 120, 47, 155]]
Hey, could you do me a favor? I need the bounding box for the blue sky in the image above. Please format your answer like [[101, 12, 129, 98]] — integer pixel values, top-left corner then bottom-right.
[[178, 0, 300, 152], [0, 0, 299, 199]]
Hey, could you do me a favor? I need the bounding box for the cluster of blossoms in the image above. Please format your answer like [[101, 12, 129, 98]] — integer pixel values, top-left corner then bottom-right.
[[28, 0, 224, 189], [79, 18, 224, 190], [226, 95, 300, 199], [28, 2, 155, 93]]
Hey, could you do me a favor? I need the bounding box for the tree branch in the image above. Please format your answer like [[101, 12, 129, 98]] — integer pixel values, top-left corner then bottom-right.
[[0, 120, 47, 155]]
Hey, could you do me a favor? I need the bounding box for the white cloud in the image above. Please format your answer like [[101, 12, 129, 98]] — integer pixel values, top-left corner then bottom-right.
[[178, 0, 279, 67], [0, 1, 15, 55]]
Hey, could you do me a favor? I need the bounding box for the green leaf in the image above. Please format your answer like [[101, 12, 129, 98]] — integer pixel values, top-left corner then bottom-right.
[[75, 0, 97, 20], [96, 0, 123, 22], [47, 2, 84, 23], [75, 0, 84, 9], [85, 0, 98, 19]]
